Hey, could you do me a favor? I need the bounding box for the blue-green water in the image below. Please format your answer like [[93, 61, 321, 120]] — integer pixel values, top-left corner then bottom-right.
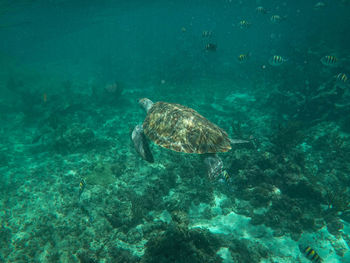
[[1, 0, 350, 262]]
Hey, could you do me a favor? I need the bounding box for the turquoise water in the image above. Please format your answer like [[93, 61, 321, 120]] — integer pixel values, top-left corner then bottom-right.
[[1, 0, 350, 262]]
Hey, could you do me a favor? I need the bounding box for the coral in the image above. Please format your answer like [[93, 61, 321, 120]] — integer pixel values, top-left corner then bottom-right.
[[330, 238, 348, 257], [340, 211, 350, 223], [241, 185, 274, 208], [141, 224, 222, 263], [53, 124, 96, 153], [261, 196, 321, 238], [0, 150, 9, 167], [0, 225, 11, 255], [263, 89, 304, 120], [3, 57, 350, 263], [109, 247, 140, 262], [103, 185, 169, 232], [324, 186, 350, 217], [85, 162, 116, 186], [93, 81, 124, 106], [326, 217, 344, 236], [104, 82, 123, 96], [171, 210, 189, 228], [77, 252, 98, 263], [270, 121, 304, 154], [228, 238, 268, 263], [282, 178, 323, 201], [313, 130, 349, 159], [250, 213, 265, 226], [104, 199, 134, 230], [256, 151, 275, 170]]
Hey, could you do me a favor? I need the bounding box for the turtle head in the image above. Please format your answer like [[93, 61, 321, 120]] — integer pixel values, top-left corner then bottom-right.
[[139, 98, 154, 113]]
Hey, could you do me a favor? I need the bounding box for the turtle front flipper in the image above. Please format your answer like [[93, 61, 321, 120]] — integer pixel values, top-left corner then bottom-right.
[[203, 154, 225, 180], [131, 124, 154, 163]]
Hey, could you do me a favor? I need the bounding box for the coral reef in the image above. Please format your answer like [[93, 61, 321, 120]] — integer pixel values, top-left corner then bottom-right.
[[1, 44, 350, 262], [228, 238, 268, 263], [53, 125, 96, 153], [141, 224, 223, 263], [270, 121, 304, 154]]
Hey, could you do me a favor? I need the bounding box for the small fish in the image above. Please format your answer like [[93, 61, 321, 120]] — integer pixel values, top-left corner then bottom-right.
[[237, 53, 250, 63], [335, 73, 348, 88], [181, 27, 186, 32], [238, 20, 251, 29], [270, 15, 284, 23], [43, 93, 47, 103], [268, 55, 287, 66], [256, 6, 268, 14], [202, 30, 212, 37], [78, 179, 86, 199], [314, 2, 326, 9], [222, 170, 231, 181], [205, 43, 217, 51], [299, 245, 323, 262], [336, 73, 348, 83], [321, 55, 338, 66]]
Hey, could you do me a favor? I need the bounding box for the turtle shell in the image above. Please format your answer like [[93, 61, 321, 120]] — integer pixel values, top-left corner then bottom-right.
[[143, 102, 231, 154]]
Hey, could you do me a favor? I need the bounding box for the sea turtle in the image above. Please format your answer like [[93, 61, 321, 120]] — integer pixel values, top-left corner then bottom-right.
[[131, 98, 247, 179]]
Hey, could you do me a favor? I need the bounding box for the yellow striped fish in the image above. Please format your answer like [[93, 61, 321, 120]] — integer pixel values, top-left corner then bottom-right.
[[299, 245, 323, 262], [222, 170, 231, 181], [314, 2, 326, 9], [321, 55, 338, 66], [237, 53, 250, 63], [78, 179, 86, 199], [336, 73, 348, 83], [270, 15, 283, 23], [238, 20, 251, 29], [335, 73, 348, 88], [256, 6, 268, 14], [202, 30, 212, 37], [205, 43, 217, 51], [268, 55, 287, 66]]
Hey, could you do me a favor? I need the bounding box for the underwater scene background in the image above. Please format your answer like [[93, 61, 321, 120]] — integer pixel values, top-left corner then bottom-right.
[[1, 0, 350, 262]]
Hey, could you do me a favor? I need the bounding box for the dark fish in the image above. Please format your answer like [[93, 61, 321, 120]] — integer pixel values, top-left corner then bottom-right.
[[321, 55, 338, 66], [205, 43, 217, 51], [299, 245, 323, 262]]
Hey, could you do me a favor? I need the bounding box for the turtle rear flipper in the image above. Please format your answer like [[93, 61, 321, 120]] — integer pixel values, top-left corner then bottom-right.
[[132, 124, 154, 163], [203, 154, 224, 179]]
